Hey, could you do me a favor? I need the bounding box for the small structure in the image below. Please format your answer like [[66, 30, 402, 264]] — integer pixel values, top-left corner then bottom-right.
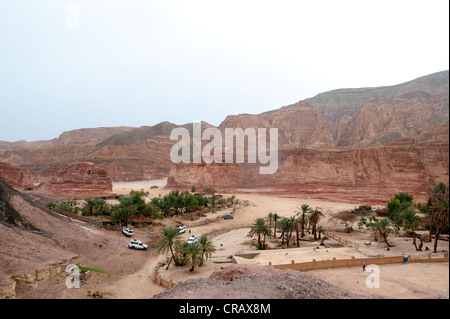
[[129, 216, 153, 228]]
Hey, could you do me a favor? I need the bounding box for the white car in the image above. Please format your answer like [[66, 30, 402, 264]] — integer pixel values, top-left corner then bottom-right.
[[128, 239, 148, 250], [122, 228, 133, 237], [187, 235, 198, 244], [178, 225, 187, 234]]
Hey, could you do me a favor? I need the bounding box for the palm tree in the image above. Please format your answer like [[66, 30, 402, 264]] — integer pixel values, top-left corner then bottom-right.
[[83, 197, 98, 216], [249, 218, 271, 249], [293, 215, 302, 247], [310, 208, 324, 240], [261, 224, 272, 249], [426, 183, 449, 244], [183, 242, 204, 272], [267, 212, 274, 229], [198, 236, 216, 265], [296, 204, 312, 238], [278, 217, 294, 247], [157, 227, 182, 270], [369, 218, 395, 247], [402, 208, 419, 232], [317, 225, 326, 240], [114, 195, 138, 226], [288, 216, 296, 247], [417, 202, 432, 241], [432, 197, 449, 253], [174, 239, 189, 266], [272, 213, 280, 238]]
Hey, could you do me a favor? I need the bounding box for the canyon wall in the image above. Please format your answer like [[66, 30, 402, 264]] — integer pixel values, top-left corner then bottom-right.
[[39, 161, 113, 196], [0, 162, 34, 190]]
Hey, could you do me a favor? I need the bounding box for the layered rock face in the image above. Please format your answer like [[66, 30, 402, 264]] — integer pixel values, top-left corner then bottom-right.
[[0, 162, 34, 190], [167, 71, 449, 203], [0, 127, 137, 183], [305, 70, 449, 142], [168, 142, 448, 203], [168, 123, 449, 203], [336, 92, 448, 147], [220, 102, 335, 150], [40, 161, 113, 196]]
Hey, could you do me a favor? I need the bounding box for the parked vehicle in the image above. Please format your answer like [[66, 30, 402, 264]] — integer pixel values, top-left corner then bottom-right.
[[187, 235, 198, 244], [222, 214, 234, 219], [178, 225, 187, 234], [128, 239, 147, 250], [122, 228, 133, 237]]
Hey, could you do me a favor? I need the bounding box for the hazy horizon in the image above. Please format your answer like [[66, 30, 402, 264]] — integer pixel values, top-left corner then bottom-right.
[[1, 0, 449, 142]]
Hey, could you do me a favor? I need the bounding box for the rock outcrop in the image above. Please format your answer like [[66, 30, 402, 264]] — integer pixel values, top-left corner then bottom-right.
[[0, 179, 124, 298], [152, 264, 357, 299], [0, 162, 34, 190], [40, 161, 113, 196]]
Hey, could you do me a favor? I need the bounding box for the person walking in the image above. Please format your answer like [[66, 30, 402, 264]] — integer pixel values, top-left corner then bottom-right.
[[362, 262, 366, 271]]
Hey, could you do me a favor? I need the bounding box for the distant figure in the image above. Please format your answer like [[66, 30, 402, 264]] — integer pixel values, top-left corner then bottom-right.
[[362, 262, 366, 272]]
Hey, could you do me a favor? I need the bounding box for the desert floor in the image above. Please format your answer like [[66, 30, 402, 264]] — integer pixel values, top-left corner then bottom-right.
[[17, 180, 449, 299]]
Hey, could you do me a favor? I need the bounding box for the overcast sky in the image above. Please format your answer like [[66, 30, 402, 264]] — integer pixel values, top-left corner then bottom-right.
[[0, 0, 449, 142]]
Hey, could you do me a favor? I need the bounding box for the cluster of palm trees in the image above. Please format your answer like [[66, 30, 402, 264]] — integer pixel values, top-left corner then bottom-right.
[[248, 204, 326, 250], [423, 182, 449, 253], [359, 182, 449, 253], [157, 227, 216, 272]]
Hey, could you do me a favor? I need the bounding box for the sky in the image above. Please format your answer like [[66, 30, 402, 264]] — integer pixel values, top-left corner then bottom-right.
[[0, 0, 449, 142]]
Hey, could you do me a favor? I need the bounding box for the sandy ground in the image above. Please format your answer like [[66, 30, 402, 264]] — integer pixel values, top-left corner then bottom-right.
[[107, 181, 448, 299], [308, 263, 449, 299], [16, 180, 448, 299]]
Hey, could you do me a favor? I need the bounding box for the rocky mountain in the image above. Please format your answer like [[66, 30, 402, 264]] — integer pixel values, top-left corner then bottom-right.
[[0, 126, 135, 152], [0, 71, 448, 202], [167, 71, 449, 202], [305, 70, 449, 142], [219, 101, 335, 150], [0, 122, 214, 183], [0, 126, 137, 182]]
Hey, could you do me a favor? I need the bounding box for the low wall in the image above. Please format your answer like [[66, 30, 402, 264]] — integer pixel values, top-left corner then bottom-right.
[[204, 225, 248, 240], [153, 269, 177, 289], [273, 253, 449, 272]]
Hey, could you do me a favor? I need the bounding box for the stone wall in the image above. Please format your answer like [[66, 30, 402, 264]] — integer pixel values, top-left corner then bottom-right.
[[0, 257, 78, 299], [272, 254, 449, 272], [153, 268, 176, 289]]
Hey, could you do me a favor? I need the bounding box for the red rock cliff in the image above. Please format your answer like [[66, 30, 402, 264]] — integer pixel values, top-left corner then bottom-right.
[[40, 161, 113, 196], [0, 162, 34, 190]]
